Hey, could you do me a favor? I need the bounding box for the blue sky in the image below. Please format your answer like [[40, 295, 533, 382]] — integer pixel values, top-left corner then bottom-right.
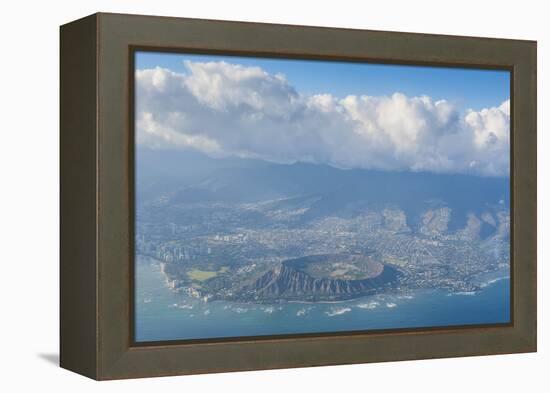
[[136, 51, 509, 112]]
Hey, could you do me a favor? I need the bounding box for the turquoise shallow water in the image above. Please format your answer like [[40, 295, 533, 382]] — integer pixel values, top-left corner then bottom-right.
[[135, 259, 510, 342]]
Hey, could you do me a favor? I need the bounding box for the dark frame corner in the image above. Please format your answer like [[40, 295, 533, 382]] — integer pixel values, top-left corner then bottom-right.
[[60, 12, 537, 380]]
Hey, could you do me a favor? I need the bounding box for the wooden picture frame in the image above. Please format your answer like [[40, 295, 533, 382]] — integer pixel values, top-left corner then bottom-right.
[[60, 12, 537, 380]]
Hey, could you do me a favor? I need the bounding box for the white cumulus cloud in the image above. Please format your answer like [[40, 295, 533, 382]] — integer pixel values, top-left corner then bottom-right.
[[135, 61, 510, 177]]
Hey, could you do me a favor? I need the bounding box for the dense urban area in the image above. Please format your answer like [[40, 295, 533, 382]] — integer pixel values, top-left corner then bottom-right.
[[136, 193, 510, 302]]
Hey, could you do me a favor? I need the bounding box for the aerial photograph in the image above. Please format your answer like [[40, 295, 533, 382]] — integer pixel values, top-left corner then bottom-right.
[[133, 51, 511, 342]]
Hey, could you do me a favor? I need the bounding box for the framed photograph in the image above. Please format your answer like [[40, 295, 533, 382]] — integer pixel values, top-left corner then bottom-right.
[[60, 13, 536, 380]]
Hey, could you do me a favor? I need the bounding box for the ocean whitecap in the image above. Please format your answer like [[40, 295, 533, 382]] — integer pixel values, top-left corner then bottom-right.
[[296, 306, 313, 316], [357, 301, 380, 310], [325, 307, 352, 317], [448, 291, 477, 296]]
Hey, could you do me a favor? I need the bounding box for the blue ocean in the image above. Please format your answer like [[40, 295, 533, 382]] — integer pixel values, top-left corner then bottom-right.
[[135, 258, 510, 342]]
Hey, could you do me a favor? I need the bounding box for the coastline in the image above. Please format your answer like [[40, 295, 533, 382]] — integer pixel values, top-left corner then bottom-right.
[[135, 261, 511, 342], [147, 253, 510, 307]]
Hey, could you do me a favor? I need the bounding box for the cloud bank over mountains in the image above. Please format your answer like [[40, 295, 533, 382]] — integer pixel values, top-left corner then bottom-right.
[[136, 61, 510, 177]]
